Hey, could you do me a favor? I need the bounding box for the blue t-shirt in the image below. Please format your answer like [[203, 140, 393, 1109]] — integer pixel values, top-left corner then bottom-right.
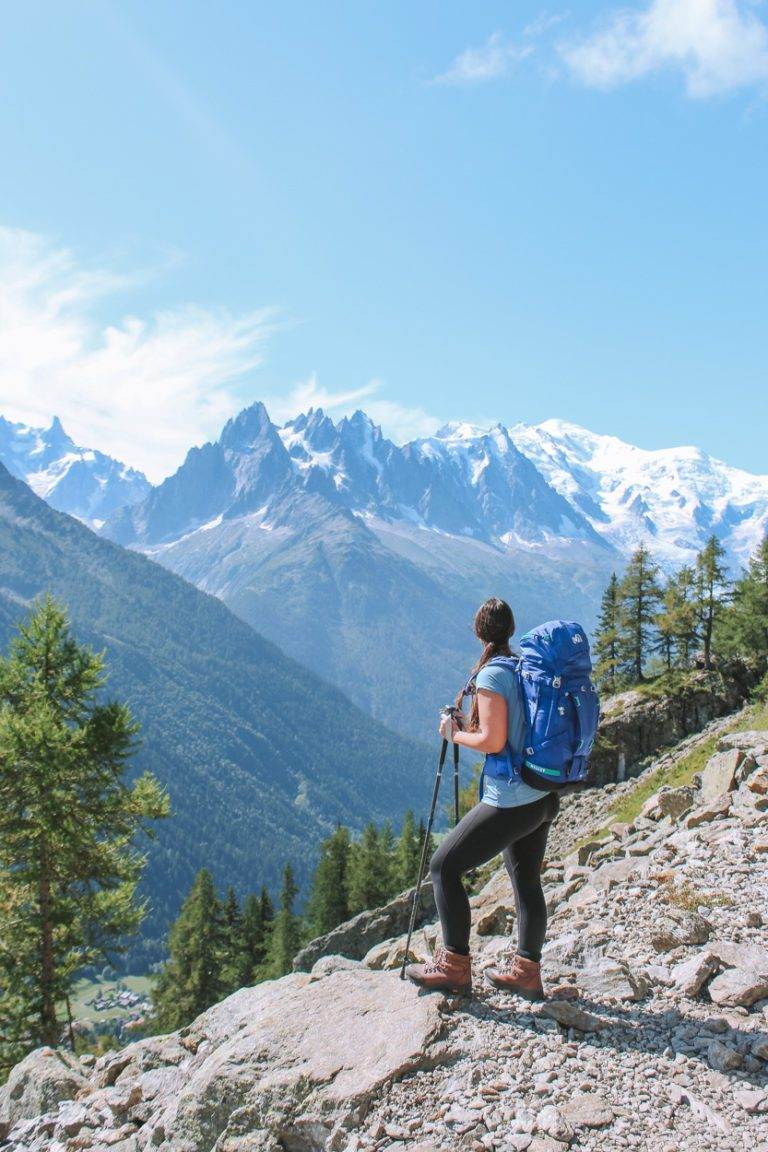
[[474, 663, 547, 809]]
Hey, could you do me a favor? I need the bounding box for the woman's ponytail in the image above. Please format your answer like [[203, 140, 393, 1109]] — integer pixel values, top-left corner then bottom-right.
[[456, 598, 515, 731]]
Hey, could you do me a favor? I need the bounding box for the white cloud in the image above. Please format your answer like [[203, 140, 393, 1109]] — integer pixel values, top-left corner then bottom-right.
[[262, 374, 440, 444], [0, 227, 276, 482], [559, 0, 768, 97], [433, 32, 534, 84], [0, 228, 440, 484]]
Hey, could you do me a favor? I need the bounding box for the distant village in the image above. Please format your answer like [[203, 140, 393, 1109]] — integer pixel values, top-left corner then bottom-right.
[[87, 985, 152, 1017]]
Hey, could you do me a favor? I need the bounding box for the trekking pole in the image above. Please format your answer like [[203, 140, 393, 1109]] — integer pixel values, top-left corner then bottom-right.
[[453, 741, 460, 827], [399, 707, 457, 980]]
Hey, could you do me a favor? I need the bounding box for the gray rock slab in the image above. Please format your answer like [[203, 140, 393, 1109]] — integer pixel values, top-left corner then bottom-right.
[[0, 1047, 87, 1137], [708, 967, 768, 1008]]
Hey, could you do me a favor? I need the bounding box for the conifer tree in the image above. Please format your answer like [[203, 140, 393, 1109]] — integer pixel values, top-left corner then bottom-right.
[[393, 810, 421, 891], [617, 545, 662, 683], [593, 573, 621, 692], [654, 580, 682, 672], [0, 598, 167, 1071], [378, 819, 396, 900], [152, 868, 227, 1031], [259, 885, 275, 931], [221, 885, 242, 992], [418, 817, 437, 862], [306, 826, 351, 935], [238, 891, 268, 986], [695, 535, 730, 669], [265, 864, 302, 977], [718, 535, 768, 661], [671, 565, 699, 667], [348, 823, 389, 914]]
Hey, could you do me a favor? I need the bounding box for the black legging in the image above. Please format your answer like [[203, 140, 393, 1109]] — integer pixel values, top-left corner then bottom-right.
[[430, 792, 559, 961]]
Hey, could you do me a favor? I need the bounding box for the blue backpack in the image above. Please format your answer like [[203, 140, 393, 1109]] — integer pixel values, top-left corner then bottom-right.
[[470, 620, 600, 795]]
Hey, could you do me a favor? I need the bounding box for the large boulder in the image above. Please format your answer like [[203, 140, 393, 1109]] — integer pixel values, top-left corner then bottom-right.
[[165, 970, 447, 1150], [0, 1047, 87, 1138], [2, 970, 449, 1151], [708, 968, 768, 1009], [639, 785, 696, 822], [574, 958, 647, 1002], [700, 748, 746, 802]]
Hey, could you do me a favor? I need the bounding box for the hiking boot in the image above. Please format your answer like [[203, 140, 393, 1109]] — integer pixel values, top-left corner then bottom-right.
[[405, 946, 472, 994], [484, 954, 544, 1001]]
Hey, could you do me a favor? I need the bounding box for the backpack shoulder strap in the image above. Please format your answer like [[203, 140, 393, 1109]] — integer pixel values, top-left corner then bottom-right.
[[461, 655, 520, 700]]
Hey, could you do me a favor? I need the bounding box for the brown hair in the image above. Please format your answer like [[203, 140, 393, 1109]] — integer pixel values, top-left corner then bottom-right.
[[456, 598, 515, 731]]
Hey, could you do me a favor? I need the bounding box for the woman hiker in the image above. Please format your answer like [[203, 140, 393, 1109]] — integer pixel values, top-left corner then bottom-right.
[[406, 597, 559, 999]]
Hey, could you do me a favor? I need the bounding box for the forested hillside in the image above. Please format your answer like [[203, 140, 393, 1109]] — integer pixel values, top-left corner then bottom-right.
[[0, 463, 432, 968]]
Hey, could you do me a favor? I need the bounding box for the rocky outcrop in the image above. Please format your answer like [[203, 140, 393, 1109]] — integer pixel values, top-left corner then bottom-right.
[[2, 720, 768, 1152], [0, 1049, 86, 1140], [0, 971, 449, 1151], [293, 881, 436, 973], [588, 668, 755, 785]]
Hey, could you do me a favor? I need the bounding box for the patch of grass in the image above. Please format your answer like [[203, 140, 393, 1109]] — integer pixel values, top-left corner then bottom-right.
[[586, 699, 768, 840], [658, 875, 735, 912]]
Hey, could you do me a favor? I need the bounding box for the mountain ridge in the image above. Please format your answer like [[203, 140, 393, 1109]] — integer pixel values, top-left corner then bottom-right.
[[0, 460, 432, 965], [0, 415, 150, 527]]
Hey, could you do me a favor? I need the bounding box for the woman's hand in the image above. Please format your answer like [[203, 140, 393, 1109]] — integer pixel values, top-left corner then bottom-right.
[[439, 713, 458, 742]]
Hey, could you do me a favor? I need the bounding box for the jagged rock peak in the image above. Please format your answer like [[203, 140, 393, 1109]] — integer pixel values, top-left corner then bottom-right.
[[218, 400, 276, 451]]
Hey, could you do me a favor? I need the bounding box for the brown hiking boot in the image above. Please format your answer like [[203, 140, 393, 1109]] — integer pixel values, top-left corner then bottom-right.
[[484, 954, 544, 1001], [405, 945, 472, 994]]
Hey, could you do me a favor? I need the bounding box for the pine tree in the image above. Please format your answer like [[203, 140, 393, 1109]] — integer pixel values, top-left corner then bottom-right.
[[221, 886, 243, 992], [695, 535, 730, 669], [0, 598, 167, 1071], [259, 885, 275, 932], [416, 818, 437, 868], [378, 820, 396, 900], [306, 826, 351, 936], [265, 864, 302, 977], [617, 545, 663, 683], [152, 868, 227, 1032], [671, 565, 699, 667], [654, 580, 682, 672], [238, 891, 268, 986], [593, 573, 621, 693], [393, 810, 421, 891], [718, 535, 768, 661], [348, 823, 389, 914]]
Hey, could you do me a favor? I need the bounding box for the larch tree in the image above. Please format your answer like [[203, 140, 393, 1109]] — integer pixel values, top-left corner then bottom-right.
[[0, 597, 168, 1072], [152, 868, 227, 1031], [617, 545, 663, 683], [238, 890, 271, 986], [695, 535, 730, 670], [265, 864, 302, 977], [306, 826, 351, 936], [718, 535, 768, 663], [593, 572, 621, 693], [393, 810, 421, 891]]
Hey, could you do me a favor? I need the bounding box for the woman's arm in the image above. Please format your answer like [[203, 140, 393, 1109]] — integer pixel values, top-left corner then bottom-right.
[[440, 689, 508, 755]]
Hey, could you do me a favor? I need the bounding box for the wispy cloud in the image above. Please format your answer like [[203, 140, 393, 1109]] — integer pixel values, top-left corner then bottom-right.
[[559, 0, 768, 97], [0, 227, 276, 482], [0, 228, 439, 483], [262, 374, 440, 444], [433, 32, 534, 85]]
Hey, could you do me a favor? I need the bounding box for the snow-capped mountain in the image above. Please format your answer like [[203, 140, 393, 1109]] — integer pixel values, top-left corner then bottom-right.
[[0, 416, 150, 527], [99, 404, 612, 737], [509, 418, 768, 570], [279, 409, 604, 547]]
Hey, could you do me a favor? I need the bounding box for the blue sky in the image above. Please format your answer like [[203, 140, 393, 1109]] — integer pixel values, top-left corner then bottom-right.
[[0, 0, 767, 479]]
